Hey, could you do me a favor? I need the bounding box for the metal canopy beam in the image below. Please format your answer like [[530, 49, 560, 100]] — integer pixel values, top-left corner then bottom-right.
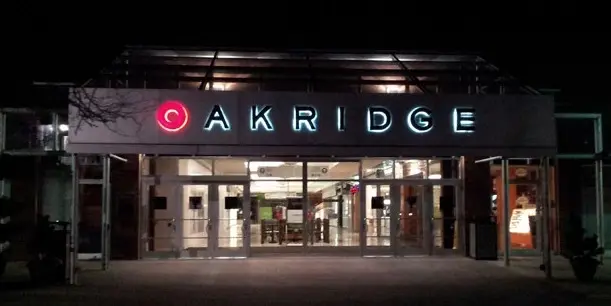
[[391, 54, 430, 94], [198, 50, 219, 90]]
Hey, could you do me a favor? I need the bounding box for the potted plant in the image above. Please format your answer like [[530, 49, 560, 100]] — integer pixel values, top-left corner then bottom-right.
[[0, 196, 17, 278], [564, 224, 605, 282]]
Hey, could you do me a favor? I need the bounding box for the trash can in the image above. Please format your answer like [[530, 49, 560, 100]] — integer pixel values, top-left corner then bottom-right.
[[469, 222, 498, 260]]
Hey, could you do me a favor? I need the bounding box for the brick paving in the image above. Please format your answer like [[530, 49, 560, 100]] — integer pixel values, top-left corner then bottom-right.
[[0, 257, 601, 306]]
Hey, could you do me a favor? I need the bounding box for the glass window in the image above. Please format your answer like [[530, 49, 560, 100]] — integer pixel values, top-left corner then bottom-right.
[[141, 157, 214, 176], [361, 159, 393, 179], [249, 161, 303, 180], [395, 160, 428, 179], [213, 159, 247, 176], [307, 162, 359, 180]]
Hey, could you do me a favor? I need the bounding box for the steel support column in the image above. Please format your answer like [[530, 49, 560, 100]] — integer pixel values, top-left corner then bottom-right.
[[541, 157, 552, 279], [101, 155, 111, 270], [594, 116, 605, 249], [501, 158, 510, 266], [456, 156, 466, 254], [0, 111, 7, 197], [69, 154, 80, 285]]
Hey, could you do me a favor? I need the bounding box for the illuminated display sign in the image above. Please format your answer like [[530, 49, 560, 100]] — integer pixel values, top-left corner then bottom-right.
[[186, 103, 476, 134], [69, 88, 556, 157]]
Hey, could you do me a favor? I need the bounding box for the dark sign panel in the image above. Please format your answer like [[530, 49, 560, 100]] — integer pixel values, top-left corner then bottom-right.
[[68, 89, 556, 156]]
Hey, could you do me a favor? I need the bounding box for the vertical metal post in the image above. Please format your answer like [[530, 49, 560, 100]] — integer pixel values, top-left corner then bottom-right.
[[101, 155, 111, 270], [69, 154, 80, 285], [541, 157, 552, 279], [421, 184, 433, 256], [390, 183, 401, 256], [501, 158, 511, 267], [52, 112, 60, 151], [358, 161, 365, 256], [594, 117, 605, 249], [0, 111, 7, 197], [456, 156, 466, 254], [302, 162, 309, 247]]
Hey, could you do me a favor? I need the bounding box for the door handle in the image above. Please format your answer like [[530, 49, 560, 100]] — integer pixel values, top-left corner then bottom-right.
[[206, 221, 213, 233]]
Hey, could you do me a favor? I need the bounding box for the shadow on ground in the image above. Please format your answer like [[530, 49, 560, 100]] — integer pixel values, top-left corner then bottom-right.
[[1, 257, 589, 306]]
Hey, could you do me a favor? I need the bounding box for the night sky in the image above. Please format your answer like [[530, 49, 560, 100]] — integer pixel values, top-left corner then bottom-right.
[[11, 6, 610, 108]]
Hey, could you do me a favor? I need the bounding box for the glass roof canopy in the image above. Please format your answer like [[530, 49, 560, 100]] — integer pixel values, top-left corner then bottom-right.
[[86, 46, 539, 95]]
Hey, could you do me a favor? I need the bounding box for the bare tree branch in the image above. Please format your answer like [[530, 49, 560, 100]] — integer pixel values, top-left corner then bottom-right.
[[68, 88, 156, 137]]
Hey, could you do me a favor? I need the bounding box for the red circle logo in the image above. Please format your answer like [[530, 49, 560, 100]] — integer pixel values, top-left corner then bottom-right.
[[156, 100, 190, 133]]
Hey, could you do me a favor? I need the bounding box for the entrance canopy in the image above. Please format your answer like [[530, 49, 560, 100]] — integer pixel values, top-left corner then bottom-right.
[[68, 89, 556, 157]]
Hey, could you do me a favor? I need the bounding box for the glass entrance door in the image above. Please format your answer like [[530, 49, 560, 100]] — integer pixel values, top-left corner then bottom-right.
[[212, 183, 250, 258], [395, 182, 461, 256], [141, 181, 249, 259], [360, 183, 400, 256]]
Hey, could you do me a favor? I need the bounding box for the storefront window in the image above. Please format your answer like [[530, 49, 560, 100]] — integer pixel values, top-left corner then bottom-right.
[[492, 163, 558, 253], [213, 159, 247, 176], [395, 160, 428, 179], [362, 159, 393, 179], [307, 162, 358, 180]]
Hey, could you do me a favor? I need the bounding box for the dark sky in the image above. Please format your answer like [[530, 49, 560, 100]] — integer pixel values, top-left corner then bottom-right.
[[12, 5, 609, 101]]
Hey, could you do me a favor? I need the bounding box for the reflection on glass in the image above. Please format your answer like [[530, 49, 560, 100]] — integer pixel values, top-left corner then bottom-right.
[[250, 172, 304, 248], [362, 159, 393, 179], [217, 185, 244, 249], [182, 185, 209, 257], [249, 161, 303, 180], [364, 184, 391, 247], [306, 181, 359, 247], [141, 157, 214, 176], [214, 159, 248, 176], [493, 165, 549, 252], [395, 160, 428, 179], [307, 162, 359, 180], [143, 184, 210, 258], [397, 184, 424, 252]]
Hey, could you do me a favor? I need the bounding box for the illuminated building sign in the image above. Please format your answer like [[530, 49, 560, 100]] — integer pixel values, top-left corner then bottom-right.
[[197, 104, 476, 134], [69, 89, 556, 157], [155, 100, 190, 133]]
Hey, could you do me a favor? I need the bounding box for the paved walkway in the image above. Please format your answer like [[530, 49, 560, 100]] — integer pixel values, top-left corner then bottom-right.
[[1, 256, 608, 306]]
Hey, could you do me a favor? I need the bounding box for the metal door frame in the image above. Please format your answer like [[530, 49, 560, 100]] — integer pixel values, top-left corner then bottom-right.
[[140, 176, 250, 259], [360, 179, 462, 257]]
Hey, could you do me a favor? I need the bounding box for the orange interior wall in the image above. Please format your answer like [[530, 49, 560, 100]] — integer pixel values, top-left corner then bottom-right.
[[494, 166, 557, 252]]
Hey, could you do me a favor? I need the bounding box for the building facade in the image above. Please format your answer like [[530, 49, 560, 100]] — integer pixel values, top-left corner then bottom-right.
[[0, 47, 607, 262]]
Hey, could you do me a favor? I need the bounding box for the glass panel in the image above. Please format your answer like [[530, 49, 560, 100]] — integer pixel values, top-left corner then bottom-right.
[[179, 159, 213, 175], [249, 161, 303, 180], [493, 165, 540, 253], [364, 184, 391, 247], [306, 180, 359, 246], [250, 176, 303, 247], [307, 162, 359, 180], [143, 184, 210, 258], [78, 155, 104, 180], [181, 185, 209, 257], [604, 164, 611, 249], [141, 157, 214, 176], [432, 185, 457, 251], [395, 160, 427, 179], [79, 184, 102, 254], [217, 184, 245, 250], [362, 159, 393, 179], [397, 184, 425, 254], [214, 159, 248, 176]]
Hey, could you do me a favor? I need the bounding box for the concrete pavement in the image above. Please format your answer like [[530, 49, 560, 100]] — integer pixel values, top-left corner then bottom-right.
[[0, 257, 604, 306]]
